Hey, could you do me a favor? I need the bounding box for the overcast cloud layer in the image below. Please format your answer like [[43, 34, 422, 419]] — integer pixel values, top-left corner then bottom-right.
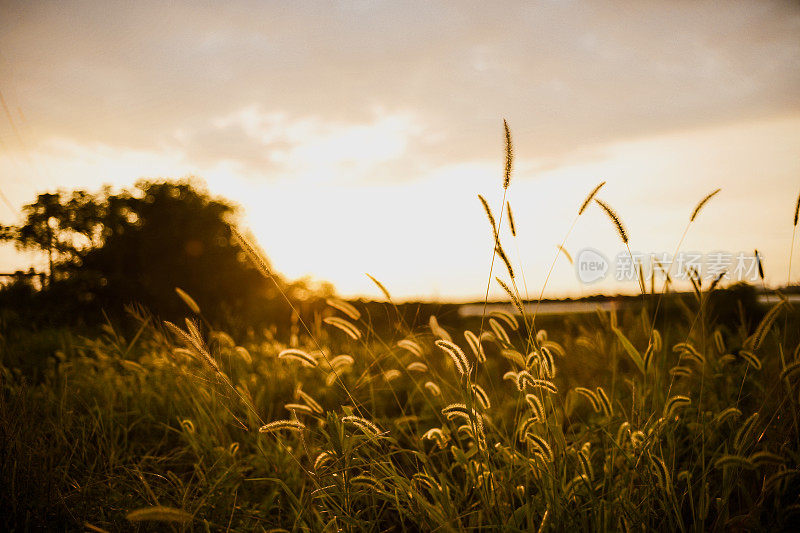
[[1, 1, 799, 299]]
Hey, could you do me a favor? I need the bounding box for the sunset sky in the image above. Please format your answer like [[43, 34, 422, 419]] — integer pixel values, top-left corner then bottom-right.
[[1, 1, 799, 301]]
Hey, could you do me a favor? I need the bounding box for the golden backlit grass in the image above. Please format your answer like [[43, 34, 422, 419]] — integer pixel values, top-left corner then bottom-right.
[[1, 126, 799, 531]]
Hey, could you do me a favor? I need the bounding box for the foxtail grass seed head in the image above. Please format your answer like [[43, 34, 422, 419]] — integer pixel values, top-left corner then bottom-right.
[[397, 339, 424, 358], [180, 419, 195, 434], [323, 316, 362, 340], [574, 387, 601, 412], [734, 412, 759, 451], [616, 422, 631, 446], [649, 455, 672, 495], [329, 354, 354, 369], [296, 388, 323, 413], [341, 415, 384, 437], [526, 433, 554, 462], [577, 448, 594, 479], [351, 475, 382, 490], [464, 330, 486, 363], [749, 299, 786, 351], [413, 472, 442, 492], [526, 350, 540, 369], [478, 194, 499, 240], [503, 119, 513, 189], [278, 349, 318, 368], [709, 272, 725, 292], [738, 349, 762, 370], [643, 344, 654, 371], [235, 346, 252, 363], [490, 310, 519, 331], [284, 403, 314, 415], [406, 362, 428, 373], [664, 395, 691, 418], [429, 315, 452, 342], [755, 249, 764, 281], [515, 370, 534, 391], [795, 190, 800, 226], [441, 403, 484, 432], [713, 407, 742, 426], [765, 470, 799, 493], [435, 339, 470, 376], [421, 428, 448, 448], [424, 381, 442, 396], [714, 330, 725, 353], [495, 277, 525, 316], [230, 225, 273, 279], [314, 451, 334, 471], [542, 341, 565, 358], [714, 454, 754, 471], [489, 318, 511, 345], [690, 188, 721, 222], [175, 287, 201, 314], [539, 346, 556, 378], [456, 424, 474, 439], [557, 245, 574, 265], [525, 394, 545, 419], [383, 369, 401, 381], [652, 329, 663, 352], [126, 506, 193, 524], [258, 420, 307, 433], [527, 378, 558, 395], [495, 242, 515, 279], [579, 181, 607, 215], [519, 417, 539, 440], [594, 199, 629, 244], [366, 273, 392, 301], [631, 430, 646, 449], [471, 383, 491, 409], [564, 475, 590, 499], [673, 342, 705, 365], [595, 387, 613, 417], [669, 365, 693, 378], [506, 201, 516, 236], [780, 360, 800, 382], [749, 450, 786, 467], [184, 318, 201, 340], [325, 298, 361, 320], [164, 320, 219, 372]]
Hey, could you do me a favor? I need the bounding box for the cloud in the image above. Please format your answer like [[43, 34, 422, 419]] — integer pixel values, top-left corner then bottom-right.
[[172, 106, 426, 181], [0, 0, 797, 173]]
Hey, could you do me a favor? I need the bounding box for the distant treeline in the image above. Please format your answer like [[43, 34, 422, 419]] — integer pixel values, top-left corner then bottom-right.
[[0, 179, 784, 343]]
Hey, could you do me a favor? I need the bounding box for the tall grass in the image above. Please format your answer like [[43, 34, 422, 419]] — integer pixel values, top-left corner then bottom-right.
[[1, 127, 799, 531]]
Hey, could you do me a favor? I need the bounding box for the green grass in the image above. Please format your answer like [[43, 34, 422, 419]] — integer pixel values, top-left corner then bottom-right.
[[1, 286, 799, 531]]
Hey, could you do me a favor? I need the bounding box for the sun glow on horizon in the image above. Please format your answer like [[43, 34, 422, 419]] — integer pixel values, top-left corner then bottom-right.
[[2, 112, 799, 301]]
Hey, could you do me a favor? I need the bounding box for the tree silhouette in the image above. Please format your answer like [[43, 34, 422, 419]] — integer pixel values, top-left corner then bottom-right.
[[1, 179, 305, 327]]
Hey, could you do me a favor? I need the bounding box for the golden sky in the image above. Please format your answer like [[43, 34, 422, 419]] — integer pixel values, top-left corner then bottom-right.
[[1, 1, 799, 300]]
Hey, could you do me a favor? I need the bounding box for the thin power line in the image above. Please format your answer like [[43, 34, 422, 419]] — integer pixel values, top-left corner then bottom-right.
[[0, 184, 16, 215], [0, 88, 50, 186]]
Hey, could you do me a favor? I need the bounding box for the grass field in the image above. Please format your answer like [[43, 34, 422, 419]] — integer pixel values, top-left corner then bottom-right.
[[2, 287, 799, 531], [2, 164, 800, 531]]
